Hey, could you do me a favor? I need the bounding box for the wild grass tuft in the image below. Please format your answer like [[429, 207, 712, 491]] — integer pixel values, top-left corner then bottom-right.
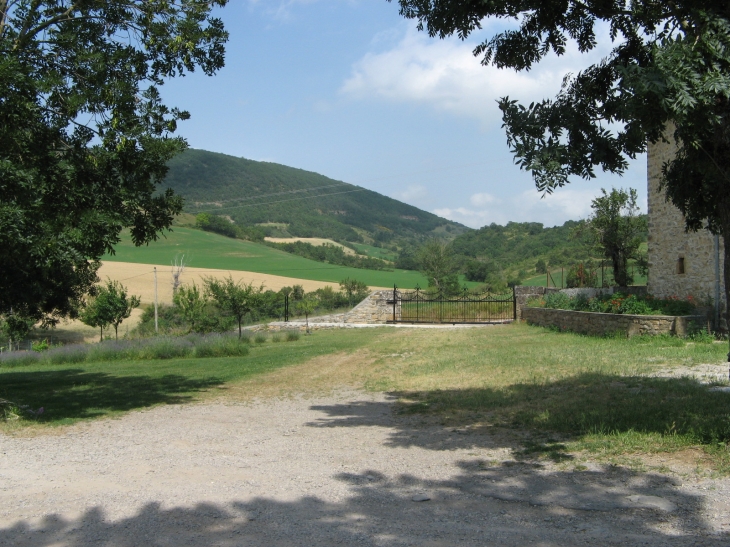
[[285, 330, 300, 342], [254, 332, 268, 344], [271, 332, 283, 343]]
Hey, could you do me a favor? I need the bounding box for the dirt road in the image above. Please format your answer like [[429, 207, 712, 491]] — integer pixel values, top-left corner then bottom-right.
[[1, 390, 729, 546]]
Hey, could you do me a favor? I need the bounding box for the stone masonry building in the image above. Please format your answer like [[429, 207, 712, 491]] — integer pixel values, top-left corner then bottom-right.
[[646, 138, 725, 322]]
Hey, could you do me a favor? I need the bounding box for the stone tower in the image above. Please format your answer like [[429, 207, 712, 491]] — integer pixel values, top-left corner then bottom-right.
[[646, 138, 725, 317]]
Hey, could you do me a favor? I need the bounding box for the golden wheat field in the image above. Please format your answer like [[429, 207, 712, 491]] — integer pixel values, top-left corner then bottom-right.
[[97, 261, 340, 305]]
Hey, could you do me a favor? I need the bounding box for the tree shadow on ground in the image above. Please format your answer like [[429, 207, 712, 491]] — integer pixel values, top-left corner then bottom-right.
[[0, 369, 222, 422], [1, 464, 727, 546], [307, 372, 730, 455]]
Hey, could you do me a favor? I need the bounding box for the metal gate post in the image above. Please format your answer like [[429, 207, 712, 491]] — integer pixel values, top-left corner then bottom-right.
[[393, 285, 397, 322], [512, 286, 517, 321]]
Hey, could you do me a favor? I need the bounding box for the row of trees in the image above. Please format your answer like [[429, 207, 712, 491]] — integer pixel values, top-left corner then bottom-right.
[[147, 277, 371, 337]]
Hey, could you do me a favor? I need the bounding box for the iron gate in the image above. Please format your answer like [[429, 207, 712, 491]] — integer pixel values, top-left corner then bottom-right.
[[389, 286, 515, 324]]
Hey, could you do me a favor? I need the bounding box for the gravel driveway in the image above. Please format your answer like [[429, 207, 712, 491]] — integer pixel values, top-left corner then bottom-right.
[[1, 390, 729, 546]]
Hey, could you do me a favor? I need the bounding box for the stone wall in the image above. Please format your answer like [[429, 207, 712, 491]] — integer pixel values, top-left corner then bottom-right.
[[522, 307, 705, 337], [647, 138, 725, 317], [342, 290, 397, 323]]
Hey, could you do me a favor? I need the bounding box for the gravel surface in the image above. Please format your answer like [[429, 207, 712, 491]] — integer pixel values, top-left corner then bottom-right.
[[2, 391, 730, 546]]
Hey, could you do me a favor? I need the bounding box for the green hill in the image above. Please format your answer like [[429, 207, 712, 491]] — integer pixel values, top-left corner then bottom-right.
[[161, 149, 468, 246]]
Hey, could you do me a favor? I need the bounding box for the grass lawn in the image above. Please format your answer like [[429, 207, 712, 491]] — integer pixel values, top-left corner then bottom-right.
[[3, 324, 729, 472], [106, 227, 429, 288]]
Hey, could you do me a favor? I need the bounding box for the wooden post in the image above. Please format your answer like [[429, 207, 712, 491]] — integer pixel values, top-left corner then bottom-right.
[[154, 267, 158, 334]]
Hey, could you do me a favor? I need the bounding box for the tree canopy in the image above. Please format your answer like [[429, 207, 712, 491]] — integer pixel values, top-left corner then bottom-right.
[[393, 1, 730, 308], [0, 1, 228, 325]]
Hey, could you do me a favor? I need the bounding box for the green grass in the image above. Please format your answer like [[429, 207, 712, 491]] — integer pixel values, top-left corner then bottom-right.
[[106, 227, 429, 288], [4, 324, 728, 472], [0, 329, 382, 428]]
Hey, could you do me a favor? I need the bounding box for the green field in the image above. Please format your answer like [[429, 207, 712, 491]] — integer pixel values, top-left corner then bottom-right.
[[350, 242, 398, 261], [105, 227, 430, 288]]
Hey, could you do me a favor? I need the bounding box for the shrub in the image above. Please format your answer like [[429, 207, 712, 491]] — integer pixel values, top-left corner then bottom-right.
[[542, 292, 572, 310], [254, 332, 268, 344], [532, 291, 697, 316], [271, 332, 283, 343], [285, 330, 300, 342], [45, 345, 88, 364], [139, 337, 194, 360], [0, 351, 41, 367], [194, 335, 250, 358]]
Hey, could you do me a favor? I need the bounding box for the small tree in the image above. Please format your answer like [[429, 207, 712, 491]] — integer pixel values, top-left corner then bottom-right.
[[0, 313, 35, 351], [81, 280, 140, 341], [339, 278, 369, 307], [296, 295, 318, 334], [204, 276, 263, 339], [173, 282, 207, 332], [416, 240, 460, 294], [80, 295, 107, 342], [584, 189, 646, 288], [535, 259, 547, 274]]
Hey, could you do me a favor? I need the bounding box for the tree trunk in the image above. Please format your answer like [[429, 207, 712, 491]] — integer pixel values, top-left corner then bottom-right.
[[238, 317, 242, 340], [721, 221, 730, 373], [99, 326, 103, 343]]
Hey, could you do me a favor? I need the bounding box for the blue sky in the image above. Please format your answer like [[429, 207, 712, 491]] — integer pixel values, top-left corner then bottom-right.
[[162, 0, 648, 228]]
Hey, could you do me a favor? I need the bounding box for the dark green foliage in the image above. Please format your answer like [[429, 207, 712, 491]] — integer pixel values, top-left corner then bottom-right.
[[195, 213, 264, 241], [535, 292, 697, 316], [416, 240, 461, 293], [535, 259, 547, 274], [0, 1, 228, 324], [566, 262, 598, 288], [80, 280, 141, 341], [581, 189, 646, 287], [204, 277, 264, 340], [162, 149, 466, 244]]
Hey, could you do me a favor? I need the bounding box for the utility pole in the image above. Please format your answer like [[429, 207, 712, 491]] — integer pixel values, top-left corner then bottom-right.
[[154, 267, 158, 334]]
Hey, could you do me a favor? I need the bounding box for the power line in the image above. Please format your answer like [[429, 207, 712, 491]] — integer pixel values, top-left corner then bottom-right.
[[185, 159, 492, 210], [192, 188, 369, 213]]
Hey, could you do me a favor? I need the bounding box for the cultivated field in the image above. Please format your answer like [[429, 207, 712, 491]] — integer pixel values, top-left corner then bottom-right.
[[106, 227, 428, 288], [97, 261, 339, 305], [264, 237, 357, 255]]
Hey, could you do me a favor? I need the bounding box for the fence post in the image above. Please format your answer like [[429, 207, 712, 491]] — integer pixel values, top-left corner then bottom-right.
[[392, 285, 396, 322], [284, 294, 289, 322], [512, 286, 517, 321]]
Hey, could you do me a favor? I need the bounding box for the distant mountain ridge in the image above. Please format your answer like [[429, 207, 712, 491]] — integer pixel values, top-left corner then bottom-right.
[[162, 149, 468, 244]]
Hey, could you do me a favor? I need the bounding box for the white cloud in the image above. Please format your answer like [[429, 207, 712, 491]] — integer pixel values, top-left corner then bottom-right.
[[341, 26, 612, 127], [394, 184, 430, 204], [435, 188, 601, 228], [470, 192, 499, 206]]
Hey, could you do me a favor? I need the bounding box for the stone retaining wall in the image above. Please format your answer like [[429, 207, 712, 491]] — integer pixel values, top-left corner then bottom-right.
[[522, 307, 705, 337], [342, 290, 397, 323]]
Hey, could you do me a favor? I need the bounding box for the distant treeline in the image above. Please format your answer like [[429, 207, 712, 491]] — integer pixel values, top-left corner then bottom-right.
[[397, 219, 648, 289], [265, 241, 392, 271]]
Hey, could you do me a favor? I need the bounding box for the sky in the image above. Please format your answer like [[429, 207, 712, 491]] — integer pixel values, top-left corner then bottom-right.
[[161, 0, 648, 229]]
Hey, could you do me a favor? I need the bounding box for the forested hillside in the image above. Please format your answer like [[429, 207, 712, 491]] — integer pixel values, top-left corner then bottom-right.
[[162, 149, 467, 244], [443, 219, 648, 287]]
